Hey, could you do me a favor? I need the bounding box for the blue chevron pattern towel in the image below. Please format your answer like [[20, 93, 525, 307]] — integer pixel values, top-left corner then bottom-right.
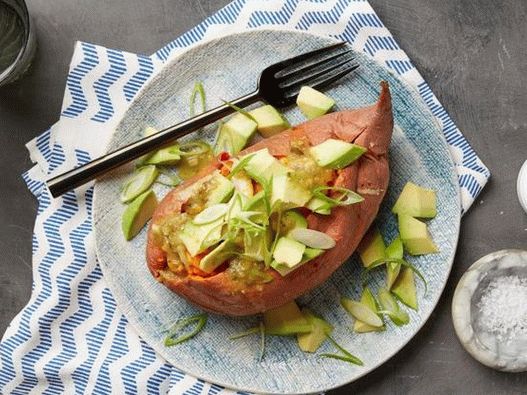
[[2, 0, 489, 394]]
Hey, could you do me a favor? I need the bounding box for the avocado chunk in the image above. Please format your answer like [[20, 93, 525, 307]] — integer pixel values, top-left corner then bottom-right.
[[143, 145, 181, 165], [357, 228, 386, 267], [214, 113, 258, 155], [249, 105, 290, 137], [310, 139, 367, 169], [199, 240, 236, 273], [353, 287, 384, 333], [121, 190, 158, 241], [206, 173, 235, 206], [385, 237, 403, 289], [243, 148, 288, 184], [179, 216, 223, 256], [306, 197, 331, 215], [392, 182, 437, 218], [279, 209, 308, 236], [392, 267, 418, 310], [272, 236, 306, 267], [296, 86, 335, 119], [271, 247, 323, 276], [264, 301, 312, 335], [297, 308, 333, 352], [271, 174, 312, 210], [398, 214, 439, 255]]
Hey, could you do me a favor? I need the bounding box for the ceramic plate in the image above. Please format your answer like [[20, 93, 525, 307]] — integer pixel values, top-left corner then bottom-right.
[[93, 30, 460, 394]]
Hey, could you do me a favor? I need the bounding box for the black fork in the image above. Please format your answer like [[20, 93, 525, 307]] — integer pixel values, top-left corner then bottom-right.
[[47, 42, 358, 198]]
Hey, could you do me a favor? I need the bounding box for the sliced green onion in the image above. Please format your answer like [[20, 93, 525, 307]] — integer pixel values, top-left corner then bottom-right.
[[179, 141, 210, 157], [227, 154, 256, 179], [313, 186, 364, 207], [377, 309, 410, 326], [192, 204, 229, 225], [321, 353, 364, 366], [190, 81, 206, 117], [322, 335, 363, 366], [363, 257, 427, 293], [120, 165, 159, 203], [229, 326, 260, 340], [377, 288, 410, 326], [164, 313, 207, 347], [341, 298, 383, 327], [258, 321, 265, 362], [222, 99, 257, 123], [289, 228, 335, 249]]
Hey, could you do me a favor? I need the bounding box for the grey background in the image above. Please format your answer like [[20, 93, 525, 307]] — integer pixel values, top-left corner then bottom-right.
[[0, 0, 525, 393]]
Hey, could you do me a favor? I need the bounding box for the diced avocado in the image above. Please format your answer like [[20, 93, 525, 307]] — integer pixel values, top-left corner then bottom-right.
[[179, 217, 223, 256], [310, 139, 367, 169], [306, 197, 331, 215], [392, 182, 437, 218], [214, 113, 258, 155], [206, 173, 235, 206], [357, 228, 385, 267], [392, 267, 418, 310], [243, 148, 288, 184], [264, 301, 312, 335], [354, 287, 384, 333], [296, 86, 335, 119], [249, 105, 290, 137], [231, 171, 254, 197], [143, 145, 181, 165], [377, 287, 410, 326], [199, 240, 236, 273], [279, 210, 308, 236], [271, 247, 323, 276], [122, 190, 158, 241], [271, 174, 311, 210], [385, 237, 403, 289], [272, 237, 306, 267], [297, 308, 333, 353], [244, 190, 266, 212], [398, 214, 439, 255]]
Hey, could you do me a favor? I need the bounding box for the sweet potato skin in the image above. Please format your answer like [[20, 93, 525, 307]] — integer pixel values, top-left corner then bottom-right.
[[146, 82, 393, 316]]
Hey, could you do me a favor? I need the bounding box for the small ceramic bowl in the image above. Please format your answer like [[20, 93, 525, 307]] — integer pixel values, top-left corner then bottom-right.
[[452, 249, 527, 372]]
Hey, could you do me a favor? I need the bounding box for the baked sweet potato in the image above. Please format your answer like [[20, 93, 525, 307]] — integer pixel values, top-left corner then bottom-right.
[[146, 82, 393, 316]]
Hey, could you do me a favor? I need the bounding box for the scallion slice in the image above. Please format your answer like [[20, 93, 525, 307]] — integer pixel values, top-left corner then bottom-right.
[[363, 257, 427, 293], [190, 81, 206, 117], [120, 165, 159, 203], [313, 186, 364, 207], [289, 228, 336, 249], [192, 204, 229, 225], [164, 313, 207, 347], [222, 99, 257, 123]]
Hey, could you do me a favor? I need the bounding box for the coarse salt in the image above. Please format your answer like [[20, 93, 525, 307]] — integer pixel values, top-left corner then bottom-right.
[[477, 275, 527, 343]]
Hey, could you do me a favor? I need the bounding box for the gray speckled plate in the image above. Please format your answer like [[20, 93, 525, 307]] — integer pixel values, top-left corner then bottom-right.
[[93, 30, 461, 394]]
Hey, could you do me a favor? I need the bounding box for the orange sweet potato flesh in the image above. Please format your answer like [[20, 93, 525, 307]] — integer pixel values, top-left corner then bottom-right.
[[146, 81, 393, 316]]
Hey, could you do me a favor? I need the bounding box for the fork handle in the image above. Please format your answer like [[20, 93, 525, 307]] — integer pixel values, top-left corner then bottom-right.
[[46, 90, 260, 198]]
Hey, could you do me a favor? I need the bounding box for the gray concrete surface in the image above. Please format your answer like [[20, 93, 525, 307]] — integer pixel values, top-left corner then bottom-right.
[[0, 0, 526, 393]]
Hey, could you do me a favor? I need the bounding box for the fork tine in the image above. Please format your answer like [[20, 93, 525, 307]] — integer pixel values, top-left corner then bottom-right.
[[309, 63, 359, 91], [277, 48, 353, 81], [267, 42, 346, 73], [280, 57, 355, 89]]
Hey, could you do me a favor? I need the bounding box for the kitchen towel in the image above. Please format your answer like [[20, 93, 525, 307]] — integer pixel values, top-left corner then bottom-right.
[[1, 0, 490, 394]]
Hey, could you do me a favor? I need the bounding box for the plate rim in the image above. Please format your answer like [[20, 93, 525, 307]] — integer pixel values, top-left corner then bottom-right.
[[93, 28, 461, 394]]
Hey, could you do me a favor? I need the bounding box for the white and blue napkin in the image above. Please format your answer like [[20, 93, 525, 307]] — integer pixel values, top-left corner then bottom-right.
[[0, 1, 490, 394]]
